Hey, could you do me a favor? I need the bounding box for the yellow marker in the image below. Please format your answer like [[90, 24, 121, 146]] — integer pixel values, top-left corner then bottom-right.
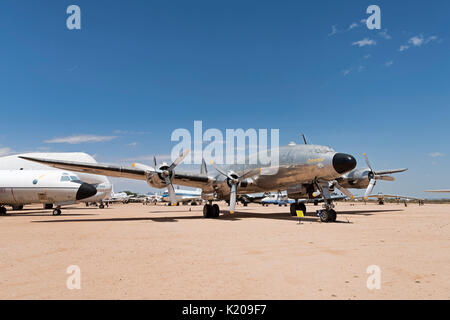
[[209, 160, 214, 165], [296, 210, 304, 218], [230, 211, 235, 214], [132, 163, 135, 167], [363, 197, 368, 201], [39, 174, 46, 179]]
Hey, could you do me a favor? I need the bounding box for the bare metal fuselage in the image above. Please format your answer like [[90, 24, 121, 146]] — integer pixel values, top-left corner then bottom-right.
[[169, 144, 354, 200]]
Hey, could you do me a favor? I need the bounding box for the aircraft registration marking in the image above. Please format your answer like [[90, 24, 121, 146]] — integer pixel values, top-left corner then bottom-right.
[[307, 158, 324, 164]]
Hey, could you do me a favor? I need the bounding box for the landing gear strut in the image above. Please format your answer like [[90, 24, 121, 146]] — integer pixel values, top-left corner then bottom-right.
[[314, 181, 339, 223], [203, 203, 220, 218]]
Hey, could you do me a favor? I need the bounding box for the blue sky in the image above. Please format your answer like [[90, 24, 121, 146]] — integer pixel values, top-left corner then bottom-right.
[[0, 0, 449, 197]]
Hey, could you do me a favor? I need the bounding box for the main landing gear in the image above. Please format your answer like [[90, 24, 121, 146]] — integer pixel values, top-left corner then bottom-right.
[[290, 202, 307, 216], [203, 203, 220, 218], [0, 206, 7, 215]]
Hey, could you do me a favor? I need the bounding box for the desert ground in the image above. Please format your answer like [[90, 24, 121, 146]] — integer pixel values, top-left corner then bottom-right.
[[0, 201, 449, 300]]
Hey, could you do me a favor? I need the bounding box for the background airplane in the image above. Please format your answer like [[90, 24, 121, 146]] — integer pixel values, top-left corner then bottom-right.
[[0, 152, 112, 209], [360, 193, 424, 205], [160, 187, 202, 205], [0, 170, 97, 215]]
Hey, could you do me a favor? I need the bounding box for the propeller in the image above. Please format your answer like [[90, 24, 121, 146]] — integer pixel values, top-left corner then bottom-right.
[[210, 162, 261, 214], [333, 181, 354, 199], [362, 153, 404, 200], [138, 150, 190, 205]]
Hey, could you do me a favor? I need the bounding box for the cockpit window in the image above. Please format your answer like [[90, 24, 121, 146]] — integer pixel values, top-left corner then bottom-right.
[[60, 176, 70, 182], [70, 176, 83, 184]]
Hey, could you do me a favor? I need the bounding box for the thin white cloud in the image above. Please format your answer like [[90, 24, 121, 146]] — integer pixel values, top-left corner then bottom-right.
[[342, 69, 351, 76], [363, 54, 371, 59], [352, 38, 376, 47], [328, 25, 338, 36], [385, 61, 394, 67], [428, 152, 445, 158], [128, 142, 138, 147], [379, 29, 391, 40], [348, 22, 358, 30], [409, 35, 425, 46], [400, 34, 440, 52], [44, 135, 118, 144]]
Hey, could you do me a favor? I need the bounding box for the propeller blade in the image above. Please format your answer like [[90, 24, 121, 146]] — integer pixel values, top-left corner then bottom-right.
[[164, 176, 178, 205], [229, 183, 237, 214], [334, 182, 354, 199], [169, 149, 190, 171], [238, 167, 261, 182], [364, 179, 377, 200], [153, 156, 157, 168], [376, 168, 408, 175], [363, 153, 376, 174], [132, 162, 154, 171], [374, 175, 395, 181], [210, 161, 230, 178]]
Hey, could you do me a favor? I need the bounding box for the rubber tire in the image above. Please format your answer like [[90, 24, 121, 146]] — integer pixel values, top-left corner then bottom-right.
[[99, 204, 105, 209], [298, 203, 307, 215], [212, 204, 220, 218], [52, 209, 59, 216], [320, 210, 336, 223], [0, 207, 7, 215], [290, 203, 298, 216], [203, 204, 212, 218], [329, 209, 337, 222], [319, 210, 329, 222]]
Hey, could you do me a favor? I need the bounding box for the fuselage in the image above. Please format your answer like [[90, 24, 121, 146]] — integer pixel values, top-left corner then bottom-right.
[[170, 144, 356, 199], [0, 170, 96, 206], [0, 152, 112, 203]]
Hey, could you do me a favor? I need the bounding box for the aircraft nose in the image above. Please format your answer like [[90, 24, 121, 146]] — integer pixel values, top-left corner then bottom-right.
[[333, 153, 357, 174], [76, 183, 97, 200]]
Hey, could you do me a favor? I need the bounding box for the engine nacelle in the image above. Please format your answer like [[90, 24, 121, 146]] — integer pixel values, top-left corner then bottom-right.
[[201, 192, 216, 201], [145, 172, 166, 189], [287, 184, 314, 199]]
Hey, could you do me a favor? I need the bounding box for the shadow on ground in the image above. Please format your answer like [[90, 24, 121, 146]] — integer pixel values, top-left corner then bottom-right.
[[31, 208, 403, 224]]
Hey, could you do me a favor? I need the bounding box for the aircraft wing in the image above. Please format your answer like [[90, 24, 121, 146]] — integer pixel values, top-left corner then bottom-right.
[[19, 156, 211, 189], [376, 168, 408, 175], [362, 194, 424, 201], [20, 156, 147, 180]]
